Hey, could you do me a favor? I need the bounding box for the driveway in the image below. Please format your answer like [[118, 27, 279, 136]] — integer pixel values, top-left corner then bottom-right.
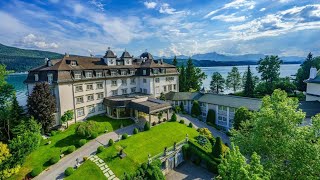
[[35, 124, 139, 180], [177, 114, 230, 144], [166, 161, 214, 180]]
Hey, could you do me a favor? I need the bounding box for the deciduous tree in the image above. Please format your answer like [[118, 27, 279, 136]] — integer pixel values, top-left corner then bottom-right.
[[27, 82, 56, 133], [257, 55, 282, 86], [210, 72, 225, 94], [233, 107, 252, 130], [61, 110, 74, 128]]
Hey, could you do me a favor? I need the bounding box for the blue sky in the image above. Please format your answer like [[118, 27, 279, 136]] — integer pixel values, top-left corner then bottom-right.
[[0, 0, 319, 57]]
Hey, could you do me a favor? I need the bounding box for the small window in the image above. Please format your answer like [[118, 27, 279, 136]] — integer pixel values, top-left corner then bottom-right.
[[168, 84, 172, 91], [35, 74, 39, 81], [130, 70, 135, 75], [131, 87, 136, 93], [111, 71, 117, 76], [87, 94, 94, 102], [166, 77, 174, 81], [87, 105, 95, 114], [75, 85, 83, 92], [130, 78, 135, 84], [155, 78, 160, 83], [163, 86, 167, 92], [121, 70, 127, 76], [86, 84, 93, 90], [96, 83, 103, 89], [74, 73, 81, 79], [76, 96, 84, 104], [143, 69, 147, 75], [173, 84, 176, 90], [122, 79, 127, 85], [96, 72, 103, 78], [122, 89, 127, 94], [111, 80, 117, 86], [153, 69, 159, 74], [86, 72, 92, 78], [98, 103, 104, 111], [47, 74, 53, 84], [97, 93, 104, 99], [143, 79, 147, 83], [71, 61, 77, 66], [112, 90, 118, 96], [76, 107, 85, 117]]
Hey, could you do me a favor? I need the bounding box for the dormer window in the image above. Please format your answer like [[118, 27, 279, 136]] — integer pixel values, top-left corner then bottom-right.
[[74, 72, 81, 79], [96, 72, 103, 78], [47, 73, 53, 84], [85, 72, 92, 78], [71, 61, 77, 66], [35, 74, 39, 81]]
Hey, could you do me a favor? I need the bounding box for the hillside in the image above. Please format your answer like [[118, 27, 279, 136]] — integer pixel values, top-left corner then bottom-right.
[[0, 43, 63, 72]]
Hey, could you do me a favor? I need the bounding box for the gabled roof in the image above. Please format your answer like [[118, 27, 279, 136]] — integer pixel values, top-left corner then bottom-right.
[[165, 91, 202, 101], [104, 49, 116, 58], [298, 101, 320, 118], [121, 51, 131, 58], [197, 94, 262, 111]]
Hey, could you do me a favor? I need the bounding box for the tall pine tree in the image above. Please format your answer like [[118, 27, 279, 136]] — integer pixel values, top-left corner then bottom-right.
[[243, 66, 255, 97], [27, 82, 56, 133], [172, 55, 178, 66], [295, 52, 318, 91], [179, 65, 186, 92]]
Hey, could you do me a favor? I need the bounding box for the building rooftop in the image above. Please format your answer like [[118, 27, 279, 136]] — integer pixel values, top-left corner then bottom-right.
[[165, 91, 202, 101]]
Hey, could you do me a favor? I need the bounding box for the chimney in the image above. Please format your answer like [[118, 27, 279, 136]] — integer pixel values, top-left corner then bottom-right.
[[65, 52, 69, 57], [309, 67, 318, 79]]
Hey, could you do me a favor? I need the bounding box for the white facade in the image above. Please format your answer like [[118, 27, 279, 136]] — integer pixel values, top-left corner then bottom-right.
[[306, 67, 320, 102]]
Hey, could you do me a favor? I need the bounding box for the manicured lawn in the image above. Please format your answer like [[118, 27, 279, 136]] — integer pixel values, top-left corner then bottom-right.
[[9, 116, 133, 180], [97, 122, 199, 178], [65, 160, 107, 180]]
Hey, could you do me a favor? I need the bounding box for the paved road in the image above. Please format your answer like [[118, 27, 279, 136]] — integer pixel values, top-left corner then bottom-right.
[[35, 124, 139, 180], [166, 161, 214, 180], [177, 114, 230, 144]]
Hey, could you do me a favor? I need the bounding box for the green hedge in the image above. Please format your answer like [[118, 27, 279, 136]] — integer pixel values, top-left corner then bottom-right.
[[133, 128, 139, 134], [108, 139, 114, 146], [122, 133, 128, 140], [50, 156, 60, 165], [30, 167, 42, 177], [67, 145, 76, 154], [64, 167, 74, 176], [97, 146, 104, 153], [78, 139, 87, 147]]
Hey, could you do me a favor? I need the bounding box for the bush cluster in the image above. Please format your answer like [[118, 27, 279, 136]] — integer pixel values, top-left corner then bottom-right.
[[67, 146, 76, 154], [30, 167, 42, 177], [163, 118, 167, 122], [170, 113, 177, 122], [188, 122, 193, 128], [133, 128, 139, 134], [97, 146, 104, 153], [108, 139, 114, 146], [122, 159, 165, 180], [50, 156, 60, 165], [64, 167, 74, 176], [152, 121, 157, 126], [122, 133, 128, 140], [179, 119, 185, 124], [78, 139, 87, 147], [90, 132, 98, 139]]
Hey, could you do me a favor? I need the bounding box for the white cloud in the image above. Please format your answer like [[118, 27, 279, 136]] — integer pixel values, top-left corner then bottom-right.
[[204, 0, 255, 18], [74, 4, 84, 14], [260, 8, 266, 12], [211, 13, 246, 22], [144, 1, 157, 9], [89, 0, 105, 11], [17, 34, 59, 49], [159, 3, 176, 14]]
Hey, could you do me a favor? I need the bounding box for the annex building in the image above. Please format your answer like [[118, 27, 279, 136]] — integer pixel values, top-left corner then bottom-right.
[[24, 48, 178, 125]]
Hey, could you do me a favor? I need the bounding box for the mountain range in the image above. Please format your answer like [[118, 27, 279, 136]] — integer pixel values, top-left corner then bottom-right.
[[0, 43, 303, 72]]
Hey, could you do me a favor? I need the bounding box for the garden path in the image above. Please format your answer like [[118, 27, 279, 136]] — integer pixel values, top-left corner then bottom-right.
[[34, 124, 138, 180]]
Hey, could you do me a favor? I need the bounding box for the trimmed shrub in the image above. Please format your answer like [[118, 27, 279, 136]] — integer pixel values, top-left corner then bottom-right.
[[122, 133, 128, 140], [180, 101, 185, 112], [133, 128, 139, 134], [83, 156, 88, 161], [179, 119, 185, 124], [188, 122, 193, 128], [152, 121, 157, 126], [97, 146, 104, 153], [191, 101, 201, 117], [206, 109, 216, 124], [50, 156, 60, 165], [108, 139, 114, 146], [163, 118, 167, 122], [91, 132, 98, 139], [144, 122, 150, 131], [67, 145, 76, 154], [30, 167, 42, 177], [174, 106, 181, 113], [64, 167, 74, 176], [170, 113, 177, 122], [50, 130, 58, 136], [78, 139, 87, 147], [212, 137, 227, 159]]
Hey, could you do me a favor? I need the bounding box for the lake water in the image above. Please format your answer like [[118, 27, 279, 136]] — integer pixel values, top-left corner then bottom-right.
[[6, 64, 301, 106]]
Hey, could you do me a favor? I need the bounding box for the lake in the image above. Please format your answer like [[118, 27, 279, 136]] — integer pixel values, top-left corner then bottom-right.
[[6, 64, 301, 106]]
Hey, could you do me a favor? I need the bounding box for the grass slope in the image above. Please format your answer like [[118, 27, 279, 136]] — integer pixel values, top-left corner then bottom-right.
[[65, 160, 107, 180], [9, 116, 133, 180], [98, 122, 199, 178]]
